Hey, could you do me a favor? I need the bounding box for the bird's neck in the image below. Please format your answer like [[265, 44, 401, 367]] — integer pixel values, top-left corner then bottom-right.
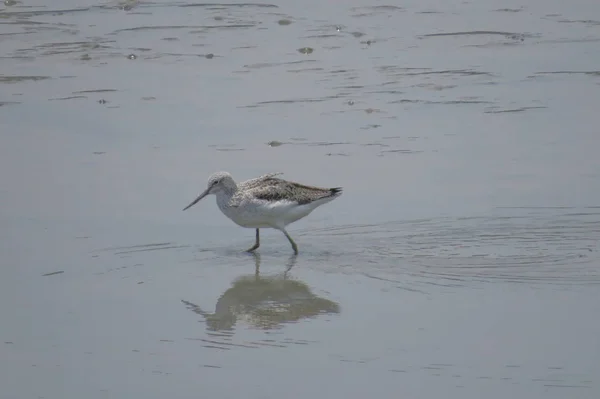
[[215, 186, 237, 208]]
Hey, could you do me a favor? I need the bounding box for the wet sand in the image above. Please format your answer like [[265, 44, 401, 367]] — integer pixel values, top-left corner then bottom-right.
[[1, 0, 600, 398]]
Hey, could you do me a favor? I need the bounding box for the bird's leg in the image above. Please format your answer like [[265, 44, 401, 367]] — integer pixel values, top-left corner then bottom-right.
[[246, 229, 260, 252], [282, 229, 299, 255]]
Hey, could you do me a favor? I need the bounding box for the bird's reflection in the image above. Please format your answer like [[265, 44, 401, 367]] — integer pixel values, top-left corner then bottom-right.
[[182, 253, 340, 332]]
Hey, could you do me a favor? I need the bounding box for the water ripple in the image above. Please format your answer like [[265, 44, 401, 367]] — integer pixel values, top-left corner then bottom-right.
[[300, 208, 600, 288]]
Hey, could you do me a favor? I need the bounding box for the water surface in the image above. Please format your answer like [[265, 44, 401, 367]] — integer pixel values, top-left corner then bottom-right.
[[1, 0, 600, 398]]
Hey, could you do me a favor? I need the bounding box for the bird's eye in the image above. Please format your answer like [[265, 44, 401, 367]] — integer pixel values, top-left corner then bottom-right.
[[212, 180, 219, 186]]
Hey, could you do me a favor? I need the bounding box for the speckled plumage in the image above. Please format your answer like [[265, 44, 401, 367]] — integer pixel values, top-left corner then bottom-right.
[[231, 174, 342, 206], [183, 171, 342, 254]]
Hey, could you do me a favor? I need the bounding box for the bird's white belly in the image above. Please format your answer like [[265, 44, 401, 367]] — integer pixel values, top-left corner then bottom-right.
[[219, 200, 315, 229]]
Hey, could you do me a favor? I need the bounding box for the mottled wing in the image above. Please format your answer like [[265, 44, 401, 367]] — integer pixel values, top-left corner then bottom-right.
[[247, 178, 342, 205], [229, 174, 283, 207], [238, 172, 284, 190]]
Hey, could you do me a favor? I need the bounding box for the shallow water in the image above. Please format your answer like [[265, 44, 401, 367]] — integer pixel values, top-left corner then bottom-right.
[[1, 0, 600, 398]]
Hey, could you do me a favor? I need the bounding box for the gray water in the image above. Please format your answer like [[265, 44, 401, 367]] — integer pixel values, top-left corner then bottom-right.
[[1, 0, 600, 398]]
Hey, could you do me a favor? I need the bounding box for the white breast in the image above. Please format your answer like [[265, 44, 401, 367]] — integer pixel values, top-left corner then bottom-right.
[[217, 195, 321, 229]]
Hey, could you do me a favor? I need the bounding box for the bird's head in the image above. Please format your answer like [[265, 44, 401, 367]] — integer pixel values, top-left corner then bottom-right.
[[183, 171, 236, 211]]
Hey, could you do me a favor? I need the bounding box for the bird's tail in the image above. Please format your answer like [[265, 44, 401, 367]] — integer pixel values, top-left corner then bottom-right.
[[330, 187, 343, 196]]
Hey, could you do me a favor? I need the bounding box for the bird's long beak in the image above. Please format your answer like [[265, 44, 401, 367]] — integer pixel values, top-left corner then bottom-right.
[[182, 188, 210, 211]]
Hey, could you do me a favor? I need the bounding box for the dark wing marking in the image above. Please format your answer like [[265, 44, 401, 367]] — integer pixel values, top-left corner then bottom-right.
[[250, 178, 342, 205], [230, 174, 284, 207]]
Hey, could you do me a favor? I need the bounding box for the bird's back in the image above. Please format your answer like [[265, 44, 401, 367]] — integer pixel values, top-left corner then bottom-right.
[[236, 174, 342, 206]]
